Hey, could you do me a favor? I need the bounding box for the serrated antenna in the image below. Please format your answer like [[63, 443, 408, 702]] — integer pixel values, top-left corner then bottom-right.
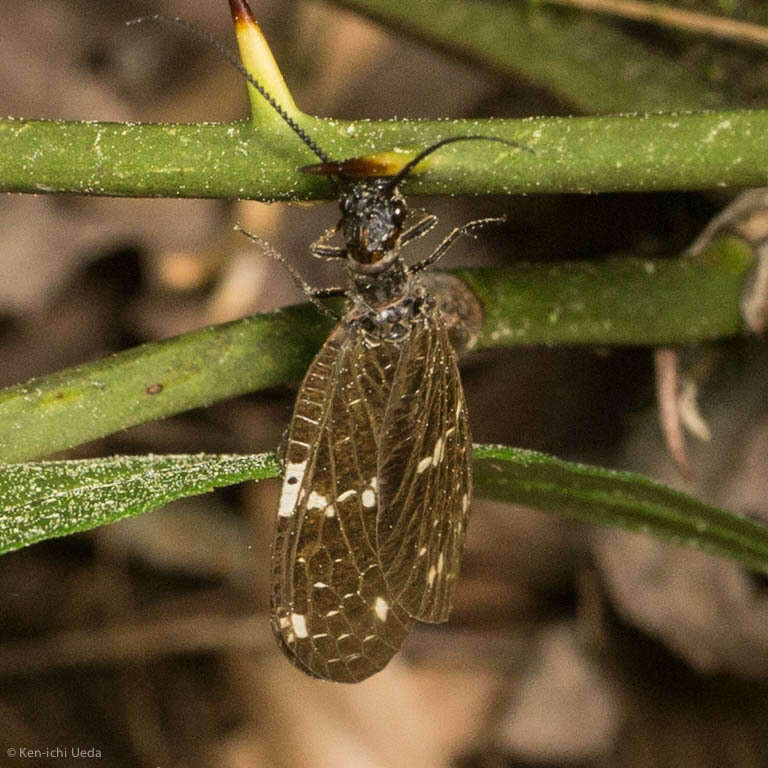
[[384, 136, 534, 191], [126, 13, 331, 163]]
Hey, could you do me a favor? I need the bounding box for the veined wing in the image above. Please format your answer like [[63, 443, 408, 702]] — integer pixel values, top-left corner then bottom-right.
[[271, 324, 413, 683], [377, 310, 472, 622]]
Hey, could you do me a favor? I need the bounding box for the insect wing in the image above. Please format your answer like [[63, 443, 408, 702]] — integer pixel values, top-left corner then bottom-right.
[[377, 311, 472, 622], [272, 325, 413, 682]]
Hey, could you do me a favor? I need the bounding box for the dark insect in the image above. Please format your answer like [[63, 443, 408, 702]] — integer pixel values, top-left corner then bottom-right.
[[263, 170, 480, 683], [135, 0, 527, 682], [260, 155, 520, 682], [264, 165, 484, 682]]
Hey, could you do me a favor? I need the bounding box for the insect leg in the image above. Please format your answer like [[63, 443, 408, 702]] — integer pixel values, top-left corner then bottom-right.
[[309, 287, 346, 299], [400, 214, 439, 247], [310, 226, 346, 261], [311, 244, 346, 260], [235, 225, 340, 319], [410, 216, 506, 273]]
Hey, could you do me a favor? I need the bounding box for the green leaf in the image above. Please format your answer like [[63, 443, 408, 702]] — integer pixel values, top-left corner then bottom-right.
[[329, 0, 728, 112], [2, 447, 767, 578], [0, 453, 279, 556], [473, 445, 768, 575]]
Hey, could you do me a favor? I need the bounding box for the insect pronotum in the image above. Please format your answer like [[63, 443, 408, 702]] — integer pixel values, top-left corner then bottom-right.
[[138, 0, 528, 682]]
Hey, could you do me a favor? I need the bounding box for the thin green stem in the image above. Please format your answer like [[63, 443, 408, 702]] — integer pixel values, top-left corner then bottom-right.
[[2, 111, 767, 199], [0, 234, 754, 463], [463, 234, 754, 348]]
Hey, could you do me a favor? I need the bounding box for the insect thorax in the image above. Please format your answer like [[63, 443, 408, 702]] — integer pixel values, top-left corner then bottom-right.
[[346, 263, 433, 344]]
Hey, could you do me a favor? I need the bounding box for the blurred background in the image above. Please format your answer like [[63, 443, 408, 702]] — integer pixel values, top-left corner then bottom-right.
[[1, 0, 768, 765]]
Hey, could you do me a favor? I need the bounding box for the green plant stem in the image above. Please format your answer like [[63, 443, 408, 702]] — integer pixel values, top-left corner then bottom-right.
[[2, 111, 768, 199], [0, 304, 332, 463], [0, 235, 754, 463], [464, 234, 753, 347]]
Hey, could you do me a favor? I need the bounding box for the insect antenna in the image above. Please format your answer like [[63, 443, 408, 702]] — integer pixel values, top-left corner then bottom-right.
[[126, 14, 331, 163], [384, 135, 534, 192]]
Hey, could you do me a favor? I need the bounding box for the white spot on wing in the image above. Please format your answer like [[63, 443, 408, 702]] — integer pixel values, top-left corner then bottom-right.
[[417, 456, 432, 474], [427, 566, 437, 586], [433, 437, 444, 464], [291, 613, 308, 638], [325, 505, 337, 518], [307, 490, 328, 510], [462, 493, 469, 513], [437, 553, 444, 573], [362, 488, 376, 508], [336, 489, 357, 503], [279, 461, 307, 517], [374, 596, 389, 621]]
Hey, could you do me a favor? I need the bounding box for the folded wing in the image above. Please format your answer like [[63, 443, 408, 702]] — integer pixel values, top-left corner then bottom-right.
[[377, 312, 472, 622], [271, 324, 414, 682]]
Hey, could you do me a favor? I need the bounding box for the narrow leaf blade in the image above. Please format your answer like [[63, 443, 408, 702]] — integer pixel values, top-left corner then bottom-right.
[[0, 453, 280, 556], [2, 448, 767, 580], [473, 445, 768, 575]]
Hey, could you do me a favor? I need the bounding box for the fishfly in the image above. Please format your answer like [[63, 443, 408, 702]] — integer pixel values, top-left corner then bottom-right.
[[264, 155, 481, 682], [138, 0, 526, 682], [262, 149, 519, 683]]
